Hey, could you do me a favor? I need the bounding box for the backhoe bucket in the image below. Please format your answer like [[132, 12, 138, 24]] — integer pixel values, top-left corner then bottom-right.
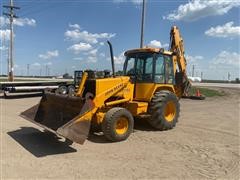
[[20, 92, 94, 144]]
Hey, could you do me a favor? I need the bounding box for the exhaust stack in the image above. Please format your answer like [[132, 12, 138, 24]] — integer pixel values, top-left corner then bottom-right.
[[107, 41, 115, 77]]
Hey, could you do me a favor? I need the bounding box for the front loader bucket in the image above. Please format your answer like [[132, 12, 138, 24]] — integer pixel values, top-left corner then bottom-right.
[[20, 92, 94, 144]]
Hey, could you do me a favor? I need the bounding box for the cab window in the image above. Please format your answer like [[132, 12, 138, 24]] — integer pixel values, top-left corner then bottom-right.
[[165, 56, 174, 84], [135, 58, 144, 80], [155, 55, 165, 83], [135, 54, 153, 82], [125, 57, 135, 75], [143, 57, 153, 81]]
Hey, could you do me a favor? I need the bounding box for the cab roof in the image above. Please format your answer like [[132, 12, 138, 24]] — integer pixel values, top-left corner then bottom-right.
[[124, 47, 173, 56]]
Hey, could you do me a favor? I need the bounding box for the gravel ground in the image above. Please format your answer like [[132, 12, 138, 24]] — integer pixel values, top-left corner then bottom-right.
[[0, 88, 239, 180]]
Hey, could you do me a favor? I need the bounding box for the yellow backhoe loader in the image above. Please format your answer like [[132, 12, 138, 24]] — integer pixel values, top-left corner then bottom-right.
[[20, 26, 191, 144]]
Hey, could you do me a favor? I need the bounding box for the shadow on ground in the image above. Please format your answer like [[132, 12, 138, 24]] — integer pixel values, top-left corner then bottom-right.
[[87, 118, 156, 144], [8, 118, 157, 152], [88, 132, 113, 144], [7, 127, 77, 157], [133, 117, 157, 131]]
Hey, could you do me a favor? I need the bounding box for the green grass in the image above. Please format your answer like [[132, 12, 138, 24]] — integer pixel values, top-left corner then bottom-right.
[[189, 86, 225, 97]]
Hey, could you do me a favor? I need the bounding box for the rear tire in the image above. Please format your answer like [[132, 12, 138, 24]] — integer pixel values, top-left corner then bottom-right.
[[102, 107, 134, 142], [148, 90, 180, 130]]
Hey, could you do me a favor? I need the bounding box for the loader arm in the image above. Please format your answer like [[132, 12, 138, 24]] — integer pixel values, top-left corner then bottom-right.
[[170, 26, 191, 96]]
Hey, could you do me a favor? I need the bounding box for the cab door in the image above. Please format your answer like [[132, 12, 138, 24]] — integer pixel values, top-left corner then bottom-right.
[[134, 53, 155, 101], [124, 53, 174, 102], [134, 54, 175, 101]]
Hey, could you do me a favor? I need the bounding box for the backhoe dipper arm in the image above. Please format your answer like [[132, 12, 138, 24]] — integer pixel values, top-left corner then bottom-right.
[[169, 26, 191, 95], [170, 26, 187, 73]]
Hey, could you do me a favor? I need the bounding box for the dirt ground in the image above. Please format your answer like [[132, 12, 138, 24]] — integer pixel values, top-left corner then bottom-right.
[[0, 88, 239, 180]]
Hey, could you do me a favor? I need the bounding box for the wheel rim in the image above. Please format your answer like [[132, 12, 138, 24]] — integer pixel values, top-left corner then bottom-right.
[[58, 86, 67, 94], [115, 117, 129, 135], [164, 101, 176, 122]]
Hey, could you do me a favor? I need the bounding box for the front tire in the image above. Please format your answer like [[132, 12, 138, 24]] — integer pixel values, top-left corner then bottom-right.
[[102, 107, 134, 142], [148, 90, 180, 130]]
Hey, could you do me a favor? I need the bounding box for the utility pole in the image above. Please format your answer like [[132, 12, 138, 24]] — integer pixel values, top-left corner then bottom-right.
[[201, 72, 203, 80], [140, 0, 146, 48], [27, 64, 30, 76], [40, 67, 42, 76], [48, 67, 50, 76], [45, 65, 48, 76], [192, 65, 195, 77], [3, 0, 20, 81], [228, 72, 231, 82]]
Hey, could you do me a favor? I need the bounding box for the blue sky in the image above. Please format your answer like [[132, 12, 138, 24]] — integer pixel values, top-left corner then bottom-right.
[[0, 0, 239, 80]]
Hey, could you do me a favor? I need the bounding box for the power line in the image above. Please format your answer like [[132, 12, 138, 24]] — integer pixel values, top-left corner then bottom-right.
[[18, 2, 69, 17], [3, 0, 20, 81]]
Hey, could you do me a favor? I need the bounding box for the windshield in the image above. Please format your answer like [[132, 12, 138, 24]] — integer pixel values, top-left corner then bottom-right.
[[124, 53, 174, 84], [125, 53, 153, 76]]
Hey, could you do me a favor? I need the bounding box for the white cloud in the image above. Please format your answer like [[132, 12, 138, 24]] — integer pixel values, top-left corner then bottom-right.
[[107, 52, 125, 65], [0, 16, 8, 26], [0, 45, 8, 51], [73, 57, 83, 60], [14, 18, 36, 26], [39, 50, 59, 60], [131, 0, 142, 4], [99, 42, 105, 46], [205, 21, 240, 38], [0, 29, 10, 40], [162, 44, 169, 48], [148, 40, 161, 47], [148, 40, 169, 48], [186, 55, 203, 64], [45, 62, 53, 66], [99, 53, 105, 57], [32, 62, 41, 66], [67, 43, 92, 54], [87, 56, 97, 63], [186, 55, 204, 75], [88, 49, 98, 56], [164, 0, 240, 21], [65, 28, 116, 44], [69, 23, 80, 29], [114, 52, 125, 65], [211, 51, 240, 66], [0, 16, 36, 26], [113, 0, 142, 5], [206, 51, 240, 80], [185, 52, 239, 80]]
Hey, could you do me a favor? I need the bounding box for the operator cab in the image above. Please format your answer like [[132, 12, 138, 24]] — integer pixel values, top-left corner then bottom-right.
[[123, 48, 175, 85]]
